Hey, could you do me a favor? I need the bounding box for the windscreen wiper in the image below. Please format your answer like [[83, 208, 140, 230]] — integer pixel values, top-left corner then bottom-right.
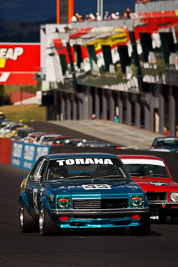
[[62, 175, 91, 180], [129, 172, 141, 176], [147, 173, 168, 177], [92, 175, 127, 181]]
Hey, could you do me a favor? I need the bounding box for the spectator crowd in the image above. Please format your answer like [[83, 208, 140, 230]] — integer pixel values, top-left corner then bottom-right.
[[71, 8, 132, 23]]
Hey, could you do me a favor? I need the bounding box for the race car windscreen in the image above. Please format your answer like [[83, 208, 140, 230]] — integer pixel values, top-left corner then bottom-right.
[[155, 138, 178, 147], [45, 157, 130, 181], [121, 159, 170, 178]]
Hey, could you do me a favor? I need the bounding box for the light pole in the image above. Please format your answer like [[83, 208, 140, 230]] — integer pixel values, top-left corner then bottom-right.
[[97, 0, 103, 19]]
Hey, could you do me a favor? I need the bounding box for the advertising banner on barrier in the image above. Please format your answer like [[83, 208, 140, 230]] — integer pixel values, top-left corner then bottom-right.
[[11, 142, 50, 170]]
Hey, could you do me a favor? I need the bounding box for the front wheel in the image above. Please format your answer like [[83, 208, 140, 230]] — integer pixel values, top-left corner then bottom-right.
[[39, 204, 58, 235], [19, 199, 38, 232]]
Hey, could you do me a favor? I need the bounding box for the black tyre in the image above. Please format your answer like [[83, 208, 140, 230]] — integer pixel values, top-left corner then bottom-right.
[[19, 199, 38, 232], [171, 216, 178, 224], [39, 204, 58, 235]]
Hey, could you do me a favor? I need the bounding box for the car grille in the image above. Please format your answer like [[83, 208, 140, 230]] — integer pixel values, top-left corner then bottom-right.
[[73, 198, 128, 209], [146, 192, 167, 202]]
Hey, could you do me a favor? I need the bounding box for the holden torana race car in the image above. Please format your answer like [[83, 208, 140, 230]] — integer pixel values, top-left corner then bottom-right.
[[19, 153, 150, 235], [118, 155, 178, 223]]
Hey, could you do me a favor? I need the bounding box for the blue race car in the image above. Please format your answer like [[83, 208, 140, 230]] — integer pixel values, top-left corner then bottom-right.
[[19, 153, 150, 235]]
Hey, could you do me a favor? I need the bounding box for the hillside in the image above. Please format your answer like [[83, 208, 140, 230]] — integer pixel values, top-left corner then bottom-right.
[[0, 104, 46, 122]]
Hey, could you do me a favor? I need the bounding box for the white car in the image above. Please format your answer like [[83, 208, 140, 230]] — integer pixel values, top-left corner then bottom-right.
[[35, 134, 62, 145]]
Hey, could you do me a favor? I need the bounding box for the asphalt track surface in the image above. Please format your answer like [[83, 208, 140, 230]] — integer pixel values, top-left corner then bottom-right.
[[27, 121, 114, 144], [1, 122, 178, 267]]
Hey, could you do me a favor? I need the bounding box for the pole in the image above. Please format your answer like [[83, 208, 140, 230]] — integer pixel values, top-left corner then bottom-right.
[[56, 0, 60, 24], [97, 0, 103, 19], [20, 85, 23, 105], [101, 0, 103, 19]]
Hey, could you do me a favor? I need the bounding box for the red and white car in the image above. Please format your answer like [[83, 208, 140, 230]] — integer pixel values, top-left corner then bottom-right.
[[48, 136, 73, 146], [118, 155, 178, 223]]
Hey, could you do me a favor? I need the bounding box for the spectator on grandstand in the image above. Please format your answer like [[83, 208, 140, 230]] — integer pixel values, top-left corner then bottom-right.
[[84, 13, 95, 21], [126, 8, 131, 18], [95, 12, 102, 21], [110, 11, 120, 20], [89, 13, 96, 21], [123, 8, 131, 19], [71, 14, 77, 23], [115, 12, 120, 19], [104, 11, 109, 20], [76, 13, 84, 22], [136, 0, 150, 3], [85, 14, 90, 21]]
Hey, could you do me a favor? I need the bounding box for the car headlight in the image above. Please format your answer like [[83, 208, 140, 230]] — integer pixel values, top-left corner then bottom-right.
[[170, 192, 178, 202], [130, 196, 144, 208], [57, 197, 71, 209]]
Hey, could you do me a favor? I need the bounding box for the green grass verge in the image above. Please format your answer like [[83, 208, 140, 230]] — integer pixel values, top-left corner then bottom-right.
[[4, 84, 38, 94], [0, 104, 46, 122]]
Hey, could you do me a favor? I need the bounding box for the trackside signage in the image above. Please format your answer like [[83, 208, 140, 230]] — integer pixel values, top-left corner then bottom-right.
[[0, 43, 40, 84], [0, 47, 23, 60], [11, 142, 50, 170]]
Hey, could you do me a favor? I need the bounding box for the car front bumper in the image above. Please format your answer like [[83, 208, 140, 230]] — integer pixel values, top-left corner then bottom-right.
[[148, 202, 178, 215], [50, 208, 150, 229], [51, 207, 149, 217]]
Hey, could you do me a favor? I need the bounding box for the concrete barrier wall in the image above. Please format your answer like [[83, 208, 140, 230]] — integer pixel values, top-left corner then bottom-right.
[[0, 138, 13, 165]]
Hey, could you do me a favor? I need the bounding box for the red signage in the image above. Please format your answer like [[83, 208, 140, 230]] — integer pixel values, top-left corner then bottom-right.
[[0, 43, 40, 84]]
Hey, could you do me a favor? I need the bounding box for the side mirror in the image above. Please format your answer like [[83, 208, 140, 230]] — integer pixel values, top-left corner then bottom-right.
[[34, 174, 42, 182]]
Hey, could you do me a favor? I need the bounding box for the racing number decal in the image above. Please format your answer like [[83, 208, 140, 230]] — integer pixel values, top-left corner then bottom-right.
[[33, 188, 39, 214], [82, 184, 111, 190]]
